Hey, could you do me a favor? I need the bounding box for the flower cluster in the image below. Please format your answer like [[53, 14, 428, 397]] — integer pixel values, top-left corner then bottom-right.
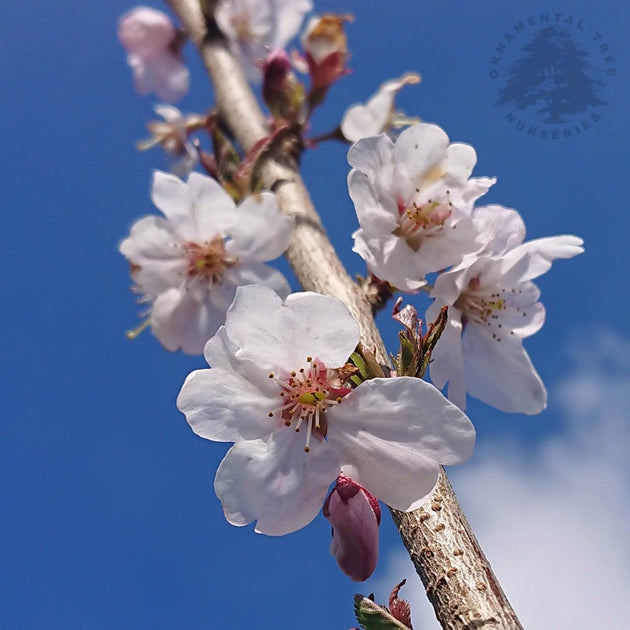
[[115, 1, 584, 590], [120, 171, 294, 354], [348, 122, 583, 413]]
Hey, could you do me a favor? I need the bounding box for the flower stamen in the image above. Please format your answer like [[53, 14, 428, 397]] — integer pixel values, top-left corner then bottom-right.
[[267, 356, 352, 452]]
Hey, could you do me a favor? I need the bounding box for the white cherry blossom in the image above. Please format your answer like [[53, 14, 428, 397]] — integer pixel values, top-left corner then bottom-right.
[[348, 123, 496, 291], [215, 0, 312, 81], [427, 204, 584, 413], [120, 171, 294, 354], [341, 73, 420, 143], [137, 104, 200, 177], [177, 285, 475, 535], [118, 7, 189, 102]]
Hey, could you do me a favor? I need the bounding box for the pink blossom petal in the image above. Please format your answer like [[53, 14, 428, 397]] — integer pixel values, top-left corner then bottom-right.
[[463, 324, 547, 414], [394, 123, 450, 191], [427, 304, 468, 409], [223, 263, 291, 299], [347, 169, 399, 235], [225, 286, 360, 370], [473, 205, 526, 254], [185, 173, 237, 238], [150, 171, 197, 239], [352, 230, 426, 292], [177, 366, 279, 442], [329, 377, 475, 511], [118, 7, 176, 59], [151, 287, 223, 354], [214, 429, 340, 535], [439, 142, 478, 184], [227, 192, 294, 261]]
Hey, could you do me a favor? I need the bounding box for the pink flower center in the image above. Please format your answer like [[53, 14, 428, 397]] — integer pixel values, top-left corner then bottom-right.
[[396, 197, 452, 249], [183, 237, 238, 285], [267, 357, 351, 452]]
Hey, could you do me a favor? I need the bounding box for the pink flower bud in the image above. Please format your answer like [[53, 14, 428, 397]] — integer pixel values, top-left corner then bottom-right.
[[262, 49, 306, 125], [117, 7, 189, 102], [323, 473, 380, 582]]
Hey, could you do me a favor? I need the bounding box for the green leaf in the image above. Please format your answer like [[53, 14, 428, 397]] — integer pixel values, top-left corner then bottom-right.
[[353, 595, 412, 630]]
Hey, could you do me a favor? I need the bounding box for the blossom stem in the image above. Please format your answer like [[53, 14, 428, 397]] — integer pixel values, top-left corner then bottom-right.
[[307, 125, 348, 146], [166, 1, 523, 627]]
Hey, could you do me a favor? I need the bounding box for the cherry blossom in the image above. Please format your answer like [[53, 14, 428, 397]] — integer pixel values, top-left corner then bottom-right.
[[427, 204, 584, 413], [348, 123, 496, 291], [119, 171, 294, 354], [118, 7, 189, 102], [340, 73, 421, 143], [177, 285, 475, 535], [215, 0, 312, 82], [137, 104, 203, 177], [323, 473, 380, 581]]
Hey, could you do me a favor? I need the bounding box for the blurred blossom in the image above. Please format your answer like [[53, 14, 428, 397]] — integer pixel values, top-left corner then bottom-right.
[[137, 104, 205, 177], [348, 123, 495, 291], [118, 6, 189, 102], [215, 0, 312, 82], [323, 473, 380, 581], [177, 285, 475, 535], [427, 204, 584, 413], [341, 73, 421, 143], [301, 14, 352, 90], [262, 48, 306, 124], [119, 171, 293, 354]]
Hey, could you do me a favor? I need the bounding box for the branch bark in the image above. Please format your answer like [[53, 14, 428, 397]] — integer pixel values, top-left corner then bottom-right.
[[166, 2, 524, 627]]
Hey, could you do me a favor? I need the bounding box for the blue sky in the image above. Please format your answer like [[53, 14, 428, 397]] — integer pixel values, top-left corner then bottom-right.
[[2, 0, 628, 628]]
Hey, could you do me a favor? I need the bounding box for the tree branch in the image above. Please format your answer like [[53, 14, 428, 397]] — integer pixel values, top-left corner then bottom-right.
[[166, 1, 523, 627]]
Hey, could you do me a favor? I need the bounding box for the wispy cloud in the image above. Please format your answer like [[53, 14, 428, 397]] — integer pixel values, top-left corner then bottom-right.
[[376, 329, 630, 629]]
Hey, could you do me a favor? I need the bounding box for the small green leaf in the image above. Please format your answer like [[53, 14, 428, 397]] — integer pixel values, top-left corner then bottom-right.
[[353, 595, 412, 630]]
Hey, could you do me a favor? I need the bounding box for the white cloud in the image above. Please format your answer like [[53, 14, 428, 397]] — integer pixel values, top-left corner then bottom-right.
[[375, 329, 630, 629]]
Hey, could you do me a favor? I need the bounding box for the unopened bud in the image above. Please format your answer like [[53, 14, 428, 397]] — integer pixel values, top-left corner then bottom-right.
[[262, 49, 306, 125], [323, 473, 380, 582]]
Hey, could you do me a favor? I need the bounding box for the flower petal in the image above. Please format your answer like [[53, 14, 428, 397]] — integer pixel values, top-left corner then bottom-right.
[[223, 263, 291, 299], [151, 287, 224, 354], [427, 304, 468, 410], [463, 324, 547, 414], [439, 142, 478, 184], [394, 123, 449, 191], [225, 285, 360, 370], [348, 169, 399, 235], [187, 172, 237, 238], [347, 134, 396, 196], [213, 429, 339, 535], [352, 230, 426, 291], [151, 171, 196, 238], [341, 88, 393, 143], [227, 192, 294, 261], [473, 204, 526, 254], [177, 366, 278, 442], [149, 52, 190, 103], [119, 215, 186, 295], [506, 235, 584, 282], [329, 377, 475, 511]]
